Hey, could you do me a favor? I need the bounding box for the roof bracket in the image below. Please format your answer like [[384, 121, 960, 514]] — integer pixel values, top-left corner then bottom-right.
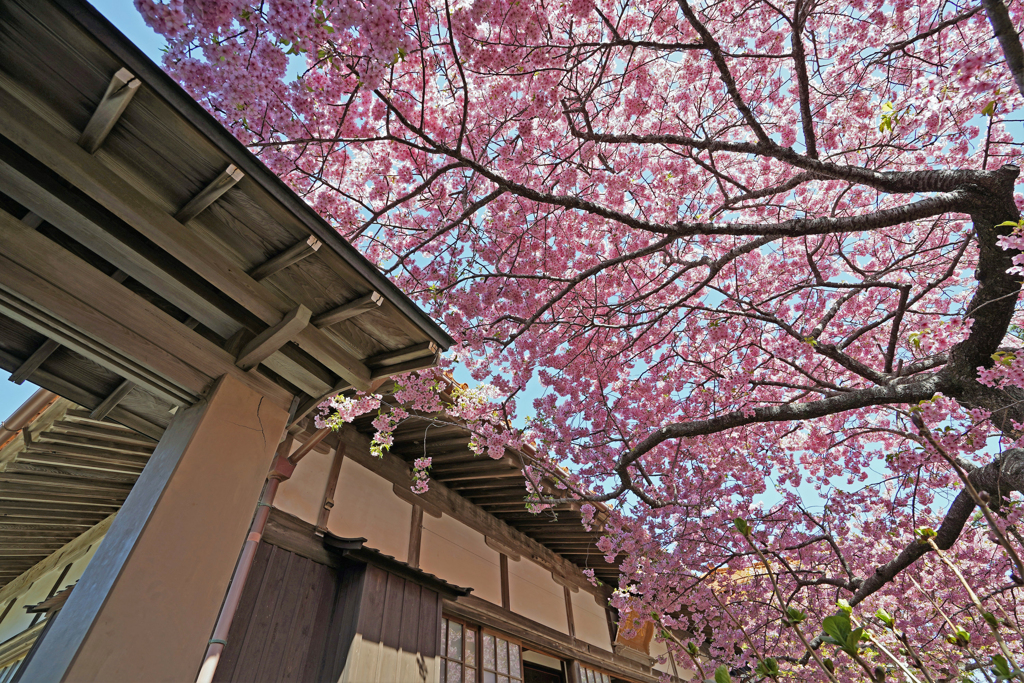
[[174, 164, 245, 223], [312, 291, 382, 328], [10, 338, 61, 385], [370, 351, 441, 380], [250, 235, 322, 281], [90, 379, 135, 420], [235, 304, 311, 370], [78, 68, 140, 153]]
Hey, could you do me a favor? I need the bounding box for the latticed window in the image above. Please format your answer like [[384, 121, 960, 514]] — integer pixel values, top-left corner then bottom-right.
[[481, 630, 522, 683], [440, 617, 524, 683], [441, 617, 478, 683], [576, 663, 613, 683]]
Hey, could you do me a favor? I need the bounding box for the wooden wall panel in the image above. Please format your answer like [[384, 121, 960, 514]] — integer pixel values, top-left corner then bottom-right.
[[217, 541, 444, 683]]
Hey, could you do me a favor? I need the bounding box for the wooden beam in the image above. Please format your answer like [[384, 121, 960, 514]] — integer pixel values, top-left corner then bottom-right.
[[312, 292, 383, 328], [0, 212, 292, 409], [78, 68, 140, 153], [21, 211, 43, 228], [9, 338, 60, 385], [235, 305, 311, 370], [250, 236, 322, 281], [315, 444, 345, 535], [0, 87, 372, 390], [89, 380, 135, 421], [173, 164, 245, 223], [366, 341, 437, 368], [390, 483, 443, 518], [370, 351, 440, 379], [485, 536, 521, 562]]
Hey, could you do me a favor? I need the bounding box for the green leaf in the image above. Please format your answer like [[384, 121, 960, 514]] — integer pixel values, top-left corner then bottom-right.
[[822, 614, 852, 647], [714, 665, 732, 683], [846, 627, 865, 654], [836, 599, 852, 615], [875, 608, 894, 628], [983, 611, 999, 628], [755, 658, 780, 677], [982, 100, 997, 117], [786, 607, 807, 625], [733, 517, 750, 537], [993, 654, 1012, 679], [822, 658, 835, 674]]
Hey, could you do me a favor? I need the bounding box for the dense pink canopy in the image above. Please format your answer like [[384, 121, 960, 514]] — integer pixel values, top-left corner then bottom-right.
[[139, 0, 1024, 675]]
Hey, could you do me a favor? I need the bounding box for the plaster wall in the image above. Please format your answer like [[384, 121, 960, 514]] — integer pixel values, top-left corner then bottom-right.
[[420, 513, 502, 605], [571, 588, 612, 651], [508, 557, 569, 634], [273, 441, 334, 524], [326, 457, 412, 563]]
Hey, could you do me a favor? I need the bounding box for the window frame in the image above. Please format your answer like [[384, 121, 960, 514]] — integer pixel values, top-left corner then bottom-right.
[[440, 615, 526, 683]]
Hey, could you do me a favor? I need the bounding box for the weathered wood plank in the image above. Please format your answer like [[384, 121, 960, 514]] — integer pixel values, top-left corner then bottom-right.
[[250, 236, 322, 282], [174, 164, 245, 223], [365, 341, 437, 369], [312, 292, 383, 329], [236, 305, 311, 371], [0, 210, 293, 408], [89, 379, 135, 420], [370, 351, 440, 380], [0, 91, 373, 389], [78, 68, 139, 153], [9, 338, 60, 385]]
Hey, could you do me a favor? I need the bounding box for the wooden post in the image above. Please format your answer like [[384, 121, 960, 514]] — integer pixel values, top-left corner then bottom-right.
[[315, 444, 346, 534], [500, 553, 511, 610], [564, 585, 576, 639], [17, 374, 288, 683], [407, 504, 424, 568]]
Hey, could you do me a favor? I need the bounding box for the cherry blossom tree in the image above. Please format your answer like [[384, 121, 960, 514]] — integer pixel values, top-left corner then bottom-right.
[[139, 0, 1024, 675]]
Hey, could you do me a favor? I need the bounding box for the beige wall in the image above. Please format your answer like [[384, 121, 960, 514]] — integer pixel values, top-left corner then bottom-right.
[[420, 514, 502, 605], [508, 557, 569, 634], [571, 588, 612, 651], [326, 458, 412, 563], [43, 374, 289, 683], [650, 637, 694, 679], [274, 440, 334, 524]]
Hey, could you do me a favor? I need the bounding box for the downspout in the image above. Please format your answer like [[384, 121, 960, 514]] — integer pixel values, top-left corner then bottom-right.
[[195, 427, 332, 683], [0, 389, 58, 451]]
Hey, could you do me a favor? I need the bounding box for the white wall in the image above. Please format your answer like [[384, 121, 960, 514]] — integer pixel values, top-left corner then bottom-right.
[[420, 514, 502, 605]]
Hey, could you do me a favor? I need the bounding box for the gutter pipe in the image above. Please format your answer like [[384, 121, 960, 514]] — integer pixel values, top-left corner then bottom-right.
[[0, 388, 58, 451]]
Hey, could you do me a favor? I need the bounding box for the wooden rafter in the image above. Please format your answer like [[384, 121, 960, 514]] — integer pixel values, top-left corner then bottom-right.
[[89, 380, 135, 420], [311, 291, 383, 328], [235, 305, 311, 370], [78, 68, 140, 154], [173, 164, 244, 223], [9, 338, 60, 385], [250, 235, 322, 281]]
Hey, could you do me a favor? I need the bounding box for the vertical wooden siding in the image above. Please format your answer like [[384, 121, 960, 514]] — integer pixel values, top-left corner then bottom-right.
[[215, 542, 443, 683], [325, 563, 442, 683], [213, 543, 336, 683]]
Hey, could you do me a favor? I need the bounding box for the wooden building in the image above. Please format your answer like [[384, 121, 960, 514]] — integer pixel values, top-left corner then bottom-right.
[[0, 0, 689, 681]]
